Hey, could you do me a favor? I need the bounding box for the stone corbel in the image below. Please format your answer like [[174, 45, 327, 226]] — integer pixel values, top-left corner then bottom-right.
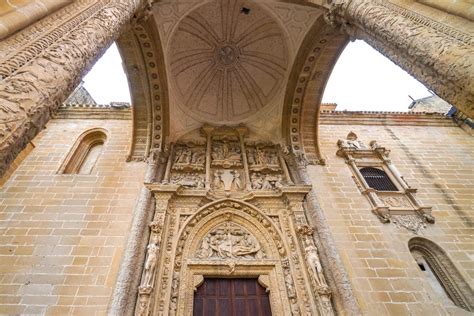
[[192, 275, 204, 292]]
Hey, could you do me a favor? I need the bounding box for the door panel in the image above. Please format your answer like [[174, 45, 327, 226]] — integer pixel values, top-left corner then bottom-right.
[[193, 278, 272, 316]]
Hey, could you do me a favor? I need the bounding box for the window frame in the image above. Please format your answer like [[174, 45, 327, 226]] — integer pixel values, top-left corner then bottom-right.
[[58, 128, 108, 175]]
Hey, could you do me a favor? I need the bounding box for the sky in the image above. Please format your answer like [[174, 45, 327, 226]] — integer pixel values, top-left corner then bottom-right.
[[83, 40, 431, 111]]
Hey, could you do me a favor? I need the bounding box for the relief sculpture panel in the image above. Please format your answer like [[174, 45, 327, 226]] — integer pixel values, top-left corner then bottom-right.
[[136, 125, 334, 315], [196, 222, 266, 260]]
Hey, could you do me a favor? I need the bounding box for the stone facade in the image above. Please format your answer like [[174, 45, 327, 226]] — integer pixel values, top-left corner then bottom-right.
[[0, 1, 473, 315], [0, 115, 146, 314], [308, 113, 474, 315]]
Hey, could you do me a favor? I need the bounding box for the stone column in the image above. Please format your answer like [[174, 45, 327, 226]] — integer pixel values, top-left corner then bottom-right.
[[0, 0, 74, 40], [236, 126, 251, 190], [202, 126, 214, 189], [0, 0, 147, 177], [325, 0, 474, 117], [109, 152, 159, 316]]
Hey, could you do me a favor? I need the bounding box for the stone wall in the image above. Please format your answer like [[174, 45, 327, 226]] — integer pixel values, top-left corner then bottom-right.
[[0, 118, 145, 314], [307, 118, 473, 315]]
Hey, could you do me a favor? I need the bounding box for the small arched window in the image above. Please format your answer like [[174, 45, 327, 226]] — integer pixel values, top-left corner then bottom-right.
[[409, 237, 474, 312], [59, 129, 107, 174], [359, 167, 398, 191]]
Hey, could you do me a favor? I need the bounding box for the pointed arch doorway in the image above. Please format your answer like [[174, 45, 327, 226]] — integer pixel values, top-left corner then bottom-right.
[[193, 278, 272, 316]]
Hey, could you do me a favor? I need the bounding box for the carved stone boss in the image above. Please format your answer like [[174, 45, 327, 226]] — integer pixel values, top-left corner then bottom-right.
[[337, 132, 434, 233]]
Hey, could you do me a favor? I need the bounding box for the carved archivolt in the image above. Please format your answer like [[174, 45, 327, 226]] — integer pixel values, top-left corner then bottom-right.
[[409, 237, 474, 312], [135, 188, 335, 316]]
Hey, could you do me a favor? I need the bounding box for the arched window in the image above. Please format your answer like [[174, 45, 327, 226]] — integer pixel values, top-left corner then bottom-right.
[[409, 237, 474, 312], [359, 167, 398, 191], [59, 129, 107, 174]]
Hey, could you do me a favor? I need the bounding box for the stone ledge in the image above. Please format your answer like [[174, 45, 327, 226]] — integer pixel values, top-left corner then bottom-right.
[[319, 110, 455, 126]]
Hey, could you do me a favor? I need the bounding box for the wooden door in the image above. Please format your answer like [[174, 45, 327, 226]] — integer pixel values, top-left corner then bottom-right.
[[193, 278, 272, 316]]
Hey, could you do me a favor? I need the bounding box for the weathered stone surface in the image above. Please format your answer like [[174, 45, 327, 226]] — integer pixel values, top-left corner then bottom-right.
[[0, 0, 144, 177], [325, 0, 474, 117]]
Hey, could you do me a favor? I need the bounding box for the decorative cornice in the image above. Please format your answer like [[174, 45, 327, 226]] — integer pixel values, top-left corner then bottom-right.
[[319, 110, 456, 126]]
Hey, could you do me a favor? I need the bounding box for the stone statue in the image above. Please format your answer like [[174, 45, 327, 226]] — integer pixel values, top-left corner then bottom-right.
[[284, 268, 297, 299], [262, 175, 273, 190], [251, 173, 263, 189], [212, 171, 225, 190], [255, 147, 266, 165], [246, 148, 256, 164], [143, 243, 159, 286], [231, 170, 242, 191], [304, 240, 326, 286]]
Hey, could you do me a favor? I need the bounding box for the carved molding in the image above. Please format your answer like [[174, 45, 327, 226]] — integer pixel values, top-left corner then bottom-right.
[[283, 17, 348, 164], [325, 0, 474, 117], [409, 237, 474, 311], [0, 0, 146, 177], [337, 132, 434, 232]]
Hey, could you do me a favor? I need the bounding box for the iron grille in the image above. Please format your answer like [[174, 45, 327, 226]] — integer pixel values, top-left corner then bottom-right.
[[359, 167, 398, 191]]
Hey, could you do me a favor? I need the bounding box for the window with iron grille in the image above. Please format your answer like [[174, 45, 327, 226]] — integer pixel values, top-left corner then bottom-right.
[[359, 167, 398, 191]]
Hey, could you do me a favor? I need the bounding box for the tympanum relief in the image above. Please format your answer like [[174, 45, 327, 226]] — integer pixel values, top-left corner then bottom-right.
[[196, 222, 266, 260], [135, 125, 334, 315]]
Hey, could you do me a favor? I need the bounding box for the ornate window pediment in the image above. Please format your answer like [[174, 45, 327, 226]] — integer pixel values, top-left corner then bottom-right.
[[337, 132, 434, 234]]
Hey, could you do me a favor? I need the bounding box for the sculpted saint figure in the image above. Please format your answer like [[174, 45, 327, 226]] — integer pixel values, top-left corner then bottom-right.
[[213, 171, 225, 190], [251, 173, 262, 189], [304, 240, 325, 286], [255, 147, 266, 165], [231, 170, 242, 191], [262, 175, 273, 190], [246, 148, 256, 164], [284, 268, 297, 298], [143, 243, 159, 286]]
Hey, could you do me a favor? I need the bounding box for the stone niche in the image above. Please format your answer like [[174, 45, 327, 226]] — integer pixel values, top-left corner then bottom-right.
[[134, 125, 335, 316]]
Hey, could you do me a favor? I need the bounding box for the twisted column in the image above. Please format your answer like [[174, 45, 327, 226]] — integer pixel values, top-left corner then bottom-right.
[[325, 0, 474, 117], [0, 0, 146, 177]]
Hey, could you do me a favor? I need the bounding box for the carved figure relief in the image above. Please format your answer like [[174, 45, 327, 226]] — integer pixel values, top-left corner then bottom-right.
[[143, 243, 159, 287], [251, 172, 283, 190], [170, 172, 205, 188], [211, 140, 242, 168], [304, 240, 326, 287], [247, 144, 281, 172], [196, 222, 265, 260], [172, 144, 205, 171]]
